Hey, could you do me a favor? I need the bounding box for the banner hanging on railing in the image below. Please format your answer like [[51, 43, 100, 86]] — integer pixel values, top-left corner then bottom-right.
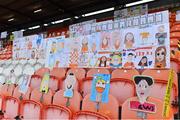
[[13, 34, 46, 60], [44, 10, 170, 69]]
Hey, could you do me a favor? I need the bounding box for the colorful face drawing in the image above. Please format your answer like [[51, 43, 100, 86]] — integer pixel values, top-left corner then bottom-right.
[[48, 51, 55, 69], [51, 41, 57, 54], [112, 31, 121, 50], [155, 46, 166, 68], [90, 74, 111, 103], [140, 32, 150, 45], [81, 37, 88, 53], [134, 75, 154, 104], [138, 56, 148, 67], [101, 32, 110, 50], [96, 79, 106, 92], [36, 35, 42, 48], [27, 38, 32, 50], [110, 52, 122, 68], [40, 73, 50, 93], [92, 42, 96, 53], [124, 32, 134, 49], [124, 53, 135, 68], [155, 25, 167, 45], [57, 41, 64, 53], [98, 56, 107, 67], [63, 73, 77, 98]]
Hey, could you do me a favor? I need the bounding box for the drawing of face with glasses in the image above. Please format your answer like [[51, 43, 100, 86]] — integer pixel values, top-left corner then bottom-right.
[[155, 46, 166, 68]]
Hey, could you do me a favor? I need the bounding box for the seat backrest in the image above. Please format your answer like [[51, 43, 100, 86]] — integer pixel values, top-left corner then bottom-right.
[[142, 69, 178, 96], [28, 59, 37, 65], [49, 76, 60, 92], [170, 38, 179, 47], [110, 69, 138, 105], [111, 69, 139, 80], [171, 24, 180, 32], [23, 63, 35, 75], [53, 90, 81, 113], [170, 61, 179, 74], [42, 105, 72, 119], [14, 64, 23, 77], [0, 84, 3, 110], [3, 97, 19, 119], [74, 111, 110, 120], [29, 75, 42, 89], [50, 68, 66, 90], [34, 67, 50, 77], [1, 84, 15, 96], [142, 69, 178, 85], [30, 88, 53, 105], [170, 31, 180, 38], [13, 86, 31, 100], [20, 100, 42, 119], [110, 78, 135, 106], [121, 97, 173, 119], [0, 74, 6, 84], [67, 68, 86, 81], [82, 94, 119, 119], [50, 67, 66, 80], [86, 68, 110, 78]]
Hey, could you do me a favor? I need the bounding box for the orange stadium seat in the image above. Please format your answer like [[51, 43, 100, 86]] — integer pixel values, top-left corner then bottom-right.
[[42, 104, 72, 119], [19, 88, 53, 119], [110, 69, 139, 105], [34, 67, 50, 77], [142, 69, 178, 113], [2, 86, 31, 119], [74, 111, 110, 120], [29, 75, 42, 89], [82, 94, 119, 119], [53, 90, 81, 113], [121, 97, 174, 119], [170, 32, 180, 38], [50, 67, 66, 90]]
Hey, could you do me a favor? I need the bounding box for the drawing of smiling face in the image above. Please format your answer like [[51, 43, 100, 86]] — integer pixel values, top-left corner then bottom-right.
[[111, 53, 122, 66], [95, 79, 106, 93], [156, 48, 165, 62], [134, 76, 154, 104], [136, 80, 150, 102]]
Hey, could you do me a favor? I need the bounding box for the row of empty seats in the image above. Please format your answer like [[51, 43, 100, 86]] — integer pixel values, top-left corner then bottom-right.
[[0, 82, 174, 119], [0, 59, 45, 85], [0, 45, 12, 60], [169, 12, 180, 73], [22, 68, 179, 116], [0, 84, 117, 119]]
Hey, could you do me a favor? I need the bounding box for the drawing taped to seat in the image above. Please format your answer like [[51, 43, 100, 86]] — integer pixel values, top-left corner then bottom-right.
[[90, 74, 111, 103]]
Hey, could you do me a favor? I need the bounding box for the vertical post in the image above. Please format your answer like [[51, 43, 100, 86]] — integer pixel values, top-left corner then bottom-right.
[[96, 102, 100, 112], [66, 98, 70, 107]]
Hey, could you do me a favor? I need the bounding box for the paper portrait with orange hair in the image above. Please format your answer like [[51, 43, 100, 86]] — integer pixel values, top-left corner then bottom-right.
[[90, 74, 111, 103]]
